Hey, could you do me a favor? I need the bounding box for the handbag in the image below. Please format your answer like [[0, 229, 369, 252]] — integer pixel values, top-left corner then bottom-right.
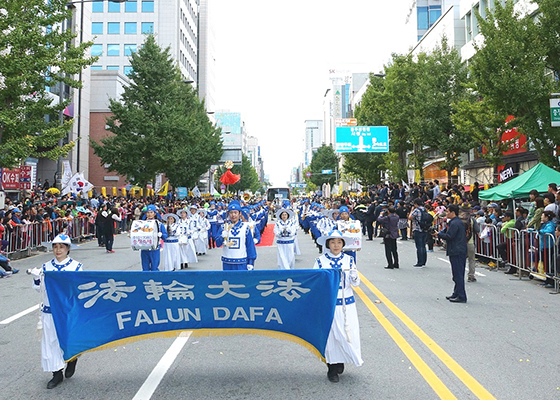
[[379, 226, 390, 238]]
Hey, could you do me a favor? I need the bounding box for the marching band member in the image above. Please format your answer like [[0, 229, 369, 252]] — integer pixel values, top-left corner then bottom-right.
[[195, 208, 210, 255], [207, 201, 219, 249], [273, 208, 298, 269], [313, 230, 363, 383], [215, 200, 257, 271], [28, 234, 83, 389], [241, 206, 261, 245], [176, 208, 197, 269], [140, 205, 168, 271], [161, 213, 181, 271], [336, 206, 362, 263]]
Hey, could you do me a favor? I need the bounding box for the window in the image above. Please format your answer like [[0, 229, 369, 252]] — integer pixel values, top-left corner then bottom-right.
[[124, 44, 137, 56], [91, 22, 103, 35], [125, 0, 138, 12], [91, 65, 103, 70], [107, 65, 119, 70], [142, 1, 154, 12], [92, 1, 103, 12], [124, 66, 133, 75], [107, 22, 120, 34], [141, 22, 154, 34], [108, 1, 121, 12], [417, 7, 429, 30], [124, 22, 137, 34], [429, 5, 441, 27], [91, 44, 103, 56], [107, 44, 120, 56]]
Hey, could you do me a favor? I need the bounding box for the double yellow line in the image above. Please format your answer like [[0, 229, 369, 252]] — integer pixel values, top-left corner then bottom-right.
[[355, 272, 496, 400]]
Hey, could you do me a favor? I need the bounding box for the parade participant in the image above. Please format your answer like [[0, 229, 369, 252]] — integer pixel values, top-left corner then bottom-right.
[[241, 206, 261, 245], [195, 208, 210, 255], [207, 201, 219, 249], [102, 206, 121, 253], [215, 200, 257, 270], [313, 230, 363, 383], [273, 208, 297, 269], [176, 208, 197, 269], [336, 205, 362, 263], [140, 205, 168, 271], [28, 234, 83, 389], [161, 213, 181, 271]]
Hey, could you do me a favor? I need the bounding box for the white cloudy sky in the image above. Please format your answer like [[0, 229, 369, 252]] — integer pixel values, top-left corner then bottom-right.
[[210, 0, 414, 186]]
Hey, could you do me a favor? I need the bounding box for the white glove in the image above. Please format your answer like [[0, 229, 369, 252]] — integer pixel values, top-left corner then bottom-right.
[[101, 211, 108, 218], [247, 265, 254, 271], [27, 267, 42, 280], [349, 269, 359, 281], [253, 238, 259, 244], [157, 232, 162, 237], [221, 230, 228, 238]]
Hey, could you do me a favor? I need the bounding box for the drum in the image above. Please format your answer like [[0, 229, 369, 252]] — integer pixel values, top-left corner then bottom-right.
[[130, 220, 159, 251]]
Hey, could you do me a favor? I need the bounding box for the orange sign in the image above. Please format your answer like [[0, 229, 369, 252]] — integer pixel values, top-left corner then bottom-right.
[[334, 118, 357, 127]]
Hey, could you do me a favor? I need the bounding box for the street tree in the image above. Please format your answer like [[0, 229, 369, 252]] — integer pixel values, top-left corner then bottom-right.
[[0, 0, 94, 168], [452, 97, 511, 178], [536, 0, 560, 75], [308, 145, 339, 186], [302, 166, 318, 192], [349, 74, 387, 185], [342, 153, 385, 186], [469, 1, 560, 168], [91, 35, 222, 187], [355, 57, 416, 182], [412, 38, 473, 183]]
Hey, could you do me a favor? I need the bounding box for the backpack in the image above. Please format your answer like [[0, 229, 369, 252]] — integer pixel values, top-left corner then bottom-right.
[[418, 208, 434, 231], [471, 216, 480, 234]]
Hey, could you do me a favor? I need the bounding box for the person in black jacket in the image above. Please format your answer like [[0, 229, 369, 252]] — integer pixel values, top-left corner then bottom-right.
[[102, 207, 122, 253], [436, 204, 468, 303], [364, 200, 376, 240], [377, 206, 400, 269], [94, 205, 106, 247]]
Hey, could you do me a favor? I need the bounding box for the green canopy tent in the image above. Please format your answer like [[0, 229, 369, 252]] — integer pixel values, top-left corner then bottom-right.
[[479, 163, 560, 201]]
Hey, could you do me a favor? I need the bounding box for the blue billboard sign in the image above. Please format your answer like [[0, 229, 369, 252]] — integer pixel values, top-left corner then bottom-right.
[[335, 126, 389, 153]]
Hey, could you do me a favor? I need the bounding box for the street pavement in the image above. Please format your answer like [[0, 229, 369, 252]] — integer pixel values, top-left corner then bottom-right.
[[2, 225, 560, 399]]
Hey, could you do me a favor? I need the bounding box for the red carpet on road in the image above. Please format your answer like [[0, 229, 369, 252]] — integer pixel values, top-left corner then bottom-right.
[[256, 223, 275, 247]]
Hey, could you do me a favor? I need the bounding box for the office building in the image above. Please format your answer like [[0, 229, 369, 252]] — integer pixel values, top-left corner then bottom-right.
[[89, 0, 198, 82]]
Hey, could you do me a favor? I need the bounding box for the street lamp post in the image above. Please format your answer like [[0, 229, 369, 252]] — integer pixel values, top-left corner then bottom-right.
[[67, 0, 125, 174]]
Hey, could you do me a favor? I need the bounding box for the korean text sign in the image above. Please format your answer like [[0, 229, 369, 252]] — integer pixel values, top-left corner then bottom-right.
[[45, 270, 340, 361], [335, 126, 389, 153]]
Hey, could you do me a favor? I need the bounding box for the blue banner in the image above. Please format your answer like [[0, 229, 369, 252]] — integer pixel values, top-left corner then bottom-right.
[[335, 126, 389, 153], [176, 187, 188, 199], [44, 270, 340, 361]]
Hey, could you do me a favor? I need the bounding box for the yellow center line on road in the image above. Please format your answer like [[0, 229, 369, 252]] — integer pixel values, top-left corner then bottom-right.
[[353, 286, 457, 399], [357, 272, 497, 400]]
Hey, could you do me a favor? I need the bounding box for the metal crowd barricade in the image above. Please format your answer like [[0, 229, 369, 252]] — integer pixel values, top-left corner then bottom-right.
[[504, 228, 522, 275], [518, 230, 539, 277], [0, 216, 96, 258], [474, 223, 500, 265]]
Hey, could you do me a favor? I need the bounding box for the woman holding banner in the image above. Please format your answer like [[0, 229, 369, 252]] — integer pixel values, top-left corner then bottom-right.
[[314, 230, 363, 383], [28, 234, 83, 389]]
